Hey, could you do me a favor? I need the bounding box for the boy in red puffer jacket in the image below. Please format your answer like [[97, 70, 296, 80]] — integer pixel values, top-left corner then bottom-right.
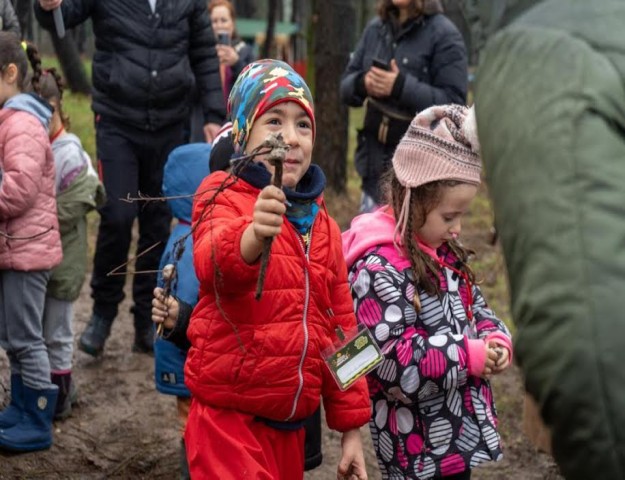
[[183, 59, 371, 480]]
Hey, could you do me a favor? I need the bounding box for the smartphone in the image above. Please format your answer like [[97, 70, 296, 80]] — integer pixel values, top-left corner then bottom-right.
[[372, 58, 390, 71], [216, 32, 231, 46]]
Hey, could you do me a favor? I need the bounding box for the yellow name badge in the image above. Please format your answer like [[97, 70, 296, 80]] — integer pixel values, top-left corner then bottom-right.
[[323, 324, 383, 391]]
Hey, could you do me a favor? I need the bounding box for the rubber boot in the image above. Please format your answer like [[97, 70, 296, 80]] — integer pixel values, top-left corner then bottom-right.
[[0, 384, 58, 452], [78, 312, 113, 356], [51, 372, 77, 420], [0, 374, 23, 429]]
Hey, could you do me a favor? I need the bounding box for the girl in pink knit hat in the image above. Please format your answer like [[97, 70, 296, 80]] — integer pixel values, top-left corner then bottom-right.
[[342, 104, 513, 479]]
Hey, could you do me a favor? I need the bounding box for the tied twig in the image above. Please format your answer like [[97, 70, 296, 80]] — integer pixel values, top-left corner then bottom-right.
[[105, 241, 162, 277], [255, 133, 289, 300]]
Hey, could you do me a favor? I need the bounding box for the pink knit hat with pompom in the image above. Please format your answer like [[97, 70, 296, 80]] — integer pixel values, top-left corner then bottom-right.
[[392, 104, 481, 240]]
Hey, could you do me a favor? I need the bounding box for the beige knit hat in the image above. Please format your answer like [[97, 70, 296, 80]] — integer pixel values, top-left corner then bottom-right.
[[392, 104, 481, 240]]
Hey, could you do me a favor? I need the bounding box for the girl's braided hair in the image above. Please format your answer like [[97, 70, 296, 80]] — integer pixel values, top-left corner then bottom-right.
[[0, 32, 43, 95], [40, 68, 70, 130], [383, 169, 476, 311]]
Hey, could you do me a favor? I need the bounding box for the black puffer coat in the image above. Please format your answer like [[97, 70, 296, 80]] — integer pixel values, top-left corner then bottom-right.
[[35, 0, 225, 131], [341, 1, 467, 202]]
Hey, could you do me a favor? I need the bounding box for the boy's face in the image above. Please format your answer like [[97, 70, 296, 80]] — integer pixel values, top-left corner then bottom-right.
[[245, 101, 314, 189], [416, 183, 477, 248]]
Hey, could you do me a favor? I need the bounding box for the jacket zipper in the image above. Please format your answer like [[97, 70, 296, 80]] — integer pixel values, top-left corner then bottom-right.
[[285, 225, 313, 421]]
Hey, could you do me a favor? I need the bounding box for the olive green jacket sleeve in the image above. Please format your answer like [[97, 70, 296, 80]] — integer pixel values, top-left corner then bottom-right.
[[474, 2, 625, 479]]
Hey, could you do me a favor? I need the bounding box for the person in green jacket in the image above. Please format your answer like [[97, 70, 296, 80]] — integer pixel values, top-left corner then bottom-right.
[[473, 1, 625, 479], [40, 69, 105, 420]]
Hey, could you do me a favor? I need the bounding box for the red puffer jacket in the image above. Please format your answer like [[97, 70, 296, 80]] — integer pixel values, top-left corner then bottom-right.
[[0, 108, 61, 271], [185, 171, 370, 432]]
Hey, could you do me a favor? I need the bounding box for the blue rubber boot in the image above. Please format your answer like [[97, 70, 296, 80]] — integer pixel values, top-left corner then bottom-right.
[[0, 374, 24, 429], [0, 384, 58, 452]]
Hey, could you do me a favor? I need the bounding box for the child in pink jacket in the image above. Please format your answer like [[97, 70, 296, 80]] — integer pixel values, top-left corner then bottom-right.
[[0, 34, 62, 453]]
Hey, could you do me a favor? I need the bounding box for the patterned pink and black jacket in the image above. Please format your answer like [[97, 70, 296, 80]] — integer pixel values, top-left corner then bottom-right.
[[342, 207, 512, 479]]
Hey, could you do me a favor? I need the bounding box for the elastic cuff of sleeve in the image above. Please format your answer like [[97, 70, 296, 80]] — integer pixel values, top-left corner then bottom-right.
[[391, 72, 406, 99], [355, 73, 368, 99], [466, 338, 486, 377]]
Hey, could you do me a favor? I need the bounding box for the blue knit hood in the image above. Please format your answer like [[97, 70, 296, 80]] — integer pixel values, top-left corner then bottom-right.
[[163, 143, 211, 222]]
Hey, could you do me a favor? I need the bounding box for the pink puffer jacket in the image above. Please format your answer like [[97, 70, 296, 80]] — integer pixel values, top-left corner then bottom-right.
[[0, 108, 61, 271]]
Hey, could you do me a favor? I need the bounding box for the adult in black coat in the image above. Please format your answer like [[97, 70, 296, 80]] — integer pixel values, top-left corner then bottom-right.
[[341, 0, 468, 210], [35, 0, 226, 356], [186, 0, 255, 142]]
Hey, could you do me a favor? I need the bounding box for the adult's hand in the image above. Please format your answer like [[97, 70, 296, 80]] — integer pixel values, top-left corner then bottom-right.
[[203, 123, 222, 143], [364, 59, 400, 98], [216, 45, 240, 68], [39, 0, 62, 11]]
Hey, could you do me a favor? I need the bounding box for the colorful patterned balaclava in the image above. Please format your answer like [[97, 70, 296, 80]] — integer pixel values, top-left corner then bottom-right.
[[227, 59, 315, 153]]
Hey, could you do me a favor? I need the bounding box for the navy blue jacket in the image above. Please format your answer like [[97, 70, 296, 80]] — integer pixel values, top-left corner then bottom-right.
[[341, 13, 468, 202]]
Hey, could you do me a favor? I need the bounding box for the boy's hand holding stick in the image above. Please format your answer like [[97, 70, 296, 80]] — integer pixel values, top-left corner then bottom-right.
[[255, 134, 289, 300]]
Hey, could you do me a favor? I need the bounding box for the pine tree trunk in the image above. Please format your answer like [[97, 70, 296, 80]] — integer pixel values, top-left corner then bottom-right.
[[262, 0, 279, 58], [13, 0, 32, 39], [311, 0, 355, 193]]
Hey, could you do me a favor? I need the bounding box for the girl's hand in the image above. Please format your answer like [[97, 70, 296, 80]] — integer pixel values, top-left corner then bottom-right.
[[490, 342, 511, 374], [481, 344, 499, 379], [215, 44, 240, 67], [364, 59, 400, 98], [337, 429, 368, 480], [152, 287, 179, 330], [39, 0, 62, 11]]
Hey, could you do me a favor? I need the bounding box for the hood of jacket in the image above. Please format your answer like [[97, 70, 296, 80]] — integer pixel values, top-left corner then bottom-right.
[[163, 143, 211, 223], [425, 0, 444, 15], [4, 93, 53, 129], [342, 207, 398, 269]]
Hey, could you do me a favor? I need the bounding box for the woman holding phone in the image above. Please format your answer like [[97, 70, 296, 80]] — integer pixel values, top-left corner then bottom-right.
[[340, 0, 468, 213], [208, 0, 255, 101]]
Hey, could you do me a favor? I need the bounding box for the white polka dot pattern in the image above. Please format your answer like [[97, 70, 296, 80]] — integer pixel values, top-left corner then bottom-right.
[[400, 366, 420, 394], [374, 322, 390, 342], [394, 407, 413, 435], [352, 269, 371, 298], [385, 304, 403, 323]]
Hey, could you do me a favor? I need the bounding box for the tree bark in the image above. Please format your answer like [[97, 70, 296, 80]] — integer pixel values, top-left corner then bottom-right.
[[48, 31, 92, 95], [311, 0, 355, 193], [13, 0, 32, 39], [262, 0, 279, 58], [233, 0, 256, 17]]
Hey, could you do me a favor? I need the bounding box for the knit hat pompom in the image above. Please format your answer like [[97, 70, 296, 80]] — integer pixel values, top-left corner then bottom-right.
[[227, 59, 315, 153], [391, 104, 481, 240]]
